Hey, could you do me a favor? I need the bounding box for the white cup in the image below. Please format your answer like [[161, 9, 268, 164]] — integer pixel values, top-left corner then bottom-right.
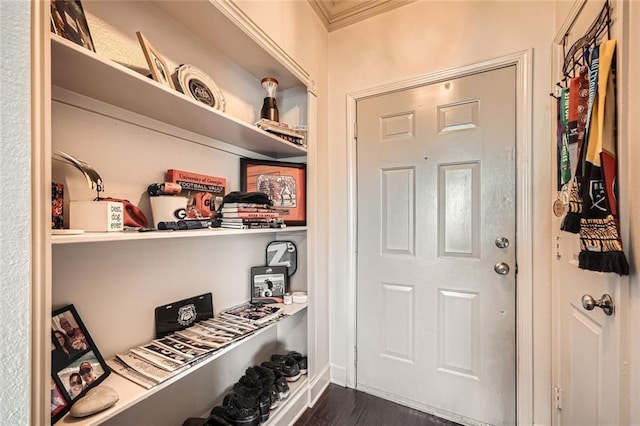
[[149, 196, 189, 228]]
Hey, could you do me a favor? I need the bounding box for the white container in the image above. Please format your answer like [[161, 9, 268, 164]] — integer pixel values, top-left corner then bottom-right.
[[292, 291, 308, 304], [149, 196, 189, 228], [69, 201, 124, 232]]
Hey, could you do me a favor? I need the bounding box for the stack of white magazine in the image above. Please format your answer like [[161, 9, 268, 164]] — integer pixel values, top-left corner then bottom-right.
[[109, 315, 271, 388], [221, 303, 284, 325]]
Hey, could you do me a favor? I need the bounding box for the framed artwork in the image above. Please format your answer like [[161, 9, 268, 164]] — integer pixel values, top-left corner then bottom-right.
[[250, 266, 288, 304], [136, 31, 176, 90], [240, 159, 306, 226], [50, 0, 96, 52], [51, 305, 110, 423]]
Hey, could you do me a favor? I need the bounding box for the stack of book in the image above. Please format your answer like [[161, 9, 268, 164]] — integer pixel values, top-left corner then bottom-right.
[[219, 202, 286, 229], [255, 118, 307, 148]]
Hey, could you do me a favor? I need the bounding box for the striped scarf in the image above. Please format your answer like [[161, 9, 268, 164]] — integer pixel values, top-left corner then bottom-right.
[[578, 39, 628, 275], [561, 67, 590, 233]]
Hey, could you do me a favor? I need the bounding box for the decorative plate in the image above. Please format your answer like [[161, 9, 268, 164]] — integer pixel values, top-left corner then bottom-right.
[[266, 240, 297, 277], [173, 64, 225, 112]]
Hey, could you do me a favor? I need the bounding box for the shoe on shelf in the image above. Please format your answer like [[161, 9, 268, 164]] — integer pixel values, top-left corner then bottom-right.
[[286, 351, 308, 375], [220, 395, 260, 426], [210, 405, 229, 422], [260, 361, 290, 400], [232, 367, 273, 423], [222, 406, 260, 426], [253, 365, 279, 410], [228, 387, 258, 411], [268, 355, 301, 382]]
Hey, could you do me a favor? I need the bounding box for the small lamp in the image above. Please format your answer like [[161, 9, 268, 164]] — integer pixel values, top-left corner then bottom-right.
[[260, 77, 279, 122]]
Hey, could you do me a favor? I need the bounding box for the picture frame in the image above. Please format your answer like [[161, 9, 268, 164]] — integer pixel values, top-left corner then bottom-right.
[[240, 159, 307, 226], [50, 0, 95, 52], [51, 305, 110, 423], [136, 31, 176, 90], [250, 265, 288, 304]]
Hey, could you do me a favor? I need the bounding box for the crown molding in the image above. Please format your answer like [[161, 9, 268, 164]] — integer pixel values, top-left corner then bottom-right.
[[309, 0, 415, 32]]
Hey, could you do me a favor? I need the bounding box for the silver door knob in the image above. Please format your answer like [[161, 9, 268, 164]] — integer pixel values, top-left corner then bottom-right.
[[581, 294, 614, 316], [495, 237, 510, 248], [494, 262, 510, 275]]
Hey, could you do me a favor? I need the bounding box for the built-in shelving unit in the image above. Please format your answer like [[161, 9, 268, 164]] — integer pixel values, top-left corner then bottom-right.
[[57, 303, 307, 425], [40, 1, 318, 424]]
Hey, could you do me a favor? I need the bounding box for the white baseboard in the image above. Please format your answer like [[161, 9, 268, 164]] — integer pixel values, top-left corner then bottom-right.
[[329, 363, 347, 386], [279, 363, 331, 425], [308, 364, 331, 406]]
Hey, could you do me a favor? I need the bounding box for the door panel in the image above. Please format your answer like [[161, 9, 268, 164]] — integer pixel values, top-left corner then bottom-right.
[[356, 66, 517, 426], [556, 233, 620, 426]]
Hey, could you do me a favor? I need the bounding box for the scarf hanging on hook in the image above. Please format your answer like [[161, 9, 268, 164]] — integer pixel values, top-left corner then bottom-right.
[[578, 39, 628, 275], [561, 67, 590, 233]]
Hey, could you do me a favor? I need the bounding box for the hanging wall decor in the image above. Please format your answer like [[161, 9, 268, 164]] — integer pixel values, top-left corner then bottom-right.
[[553, 1, 628, 275], [50, 0, 95, 52]]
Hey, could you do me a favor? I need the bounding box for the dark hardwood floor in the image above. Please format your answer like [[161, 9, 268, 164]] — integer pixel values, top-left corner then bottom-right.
[[294, 384, 462, 426]]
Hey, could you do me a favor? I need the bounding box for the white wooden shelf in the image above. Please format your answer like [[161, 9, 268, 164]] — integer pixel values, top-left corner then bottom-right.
[[150, 1, 308, 92], [51, 226, 307, 245], [51, 36, 307, 159], [45, 1, 316, 423], [58, 303, 308, 426]]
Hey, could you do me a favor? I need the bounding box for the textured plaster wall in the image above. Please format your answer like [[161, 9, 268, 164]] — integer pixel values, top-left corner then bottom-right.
[[0, 0, 31, 423]]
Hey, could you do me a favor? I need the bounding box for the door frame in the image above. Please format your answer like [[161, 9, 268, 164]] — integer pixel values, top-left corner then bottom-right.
[[344, 50, 534, 425]]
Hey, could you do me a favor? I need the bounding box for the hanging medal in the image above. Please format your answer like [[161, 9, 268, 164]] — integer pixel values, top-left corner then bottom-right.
[[553, 95, 565, 217], [559, 87, 572, 207]]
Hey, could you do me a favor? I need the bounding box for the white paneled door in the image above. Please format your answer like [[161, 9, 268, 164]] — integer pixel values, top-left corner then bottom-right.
[[556, 247, 622, 426], [356, 66, 517, 426]]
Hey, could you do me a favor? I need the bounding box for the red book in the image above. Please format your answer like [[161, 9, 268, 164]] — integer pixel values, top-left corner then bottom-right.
[[166, 169, 226, 193], [165, 169, 226, 219]]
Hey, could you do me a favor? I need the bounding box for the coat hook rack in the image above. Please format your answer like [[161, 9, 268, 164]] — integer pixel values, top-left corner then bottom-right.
[[561, 1, 611, 78]]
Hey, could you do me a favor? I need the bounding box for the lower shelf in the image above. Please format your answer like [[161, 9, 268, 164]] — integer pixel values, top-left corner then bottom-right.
[[196, 374, 309, 425], [57, 303, 307, 425]]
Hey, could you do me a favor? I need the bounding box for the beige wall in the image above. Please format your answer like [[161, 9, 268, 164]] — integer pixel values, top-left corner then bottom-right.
[[327, 1, 555, 424], [233, 0, 332, 384], [1, 0, 32, 422]]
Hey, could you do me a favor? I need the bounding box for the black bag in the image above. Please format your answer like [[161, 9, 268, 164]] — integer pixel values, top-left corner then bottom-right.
[[221, 191, 272, 206]]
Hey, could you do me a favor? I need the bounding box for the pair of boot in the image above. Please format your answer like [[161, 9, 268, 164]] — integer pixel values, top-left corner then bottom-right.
[[182, 352, 305, 426], [182, 393, 256, 426], [188, 365, 283, 426], [262, 351, 307, 383]]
